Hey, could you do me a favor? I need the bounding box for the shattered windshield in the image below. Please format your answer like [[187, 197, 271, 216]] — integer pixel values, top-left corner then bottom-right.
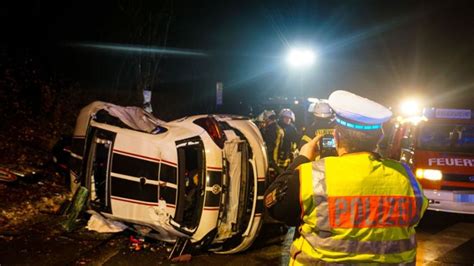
[[417, 123, 474, 153]]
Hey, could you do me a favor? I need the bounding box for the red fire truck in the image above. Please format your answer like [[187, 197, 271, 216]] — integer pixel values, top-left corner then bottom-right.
[[387, 108, 474, 214]]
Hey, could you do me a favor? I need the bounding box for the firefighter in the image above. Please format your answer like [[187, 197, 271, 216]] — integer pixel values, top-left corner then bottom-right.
[[264, 90, 428, 265], [275, 108, 299, 170], [259, 110, 280, 182], [255, 109, 274, 130], [299, 99, 336, 158], [257, 110, 277, 133]]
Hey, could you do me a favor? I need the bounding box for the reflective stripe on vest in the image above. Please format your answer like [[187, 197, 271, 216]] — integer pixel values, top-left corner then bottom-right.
[[299, 161, 332, 233], [402, 163, 424, 226], [290, 243, 416, 266], [301, 231, 416, 254], [273, 126, 283, 163], [299, 162, 315, 220], [328, 195, 417, 228], [307, 160, 421, 230], [311, 160, 331, 232], [301, 134, 312, 143], [305, 161, 417, 231]]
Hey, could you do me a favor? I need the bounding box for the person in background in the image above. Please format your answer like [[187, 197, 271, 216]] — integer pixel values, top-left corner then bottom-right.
[[259, 110, 280, 182], [255, 110, 276, 131], [299, 99, 337, 158], [265, 90, 427, 265], [274, 108, 299, 170]]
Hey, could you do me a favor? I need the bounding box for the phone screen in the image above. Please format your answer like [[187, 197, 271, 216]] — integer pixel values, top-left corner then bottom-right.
[[322, 137, 336, 148]]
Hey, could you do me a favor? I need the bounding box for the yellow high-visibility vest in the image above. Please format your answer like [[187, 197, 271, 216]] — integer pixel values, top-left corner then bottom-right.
[[291, 153, 428, 265]]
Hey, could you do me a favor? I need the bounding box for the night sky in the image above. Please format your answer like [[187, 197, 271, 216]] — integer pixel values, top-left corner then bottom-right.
[[2, 0, 474, 114]]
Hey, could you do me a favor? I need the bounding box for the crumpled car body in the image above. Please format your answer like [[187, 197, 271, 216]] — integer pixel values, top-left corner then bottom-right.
[[69, 101, 268, 254]]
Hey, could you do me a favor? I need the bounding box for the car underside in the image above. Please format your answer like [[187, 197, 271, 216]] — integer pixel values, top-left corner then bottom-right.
[[68, 101, 268, 254]]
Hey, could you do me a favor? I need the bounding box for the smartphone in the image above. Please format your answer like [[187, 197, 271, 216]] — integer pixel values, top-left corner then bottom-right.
[[320, 135, 336, 149]]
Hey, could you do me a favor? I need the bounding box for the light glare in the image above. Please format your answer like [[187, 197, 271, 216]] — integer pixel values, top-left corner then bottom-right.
[[400, 99, 420, 116], [287, 48, 317, 68], [416, 168, 442, 181]]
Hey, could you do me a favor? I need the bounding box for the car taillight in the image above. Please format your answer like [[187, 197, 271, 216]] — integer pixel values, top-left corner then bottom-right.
[[194, 117, 225, 148]]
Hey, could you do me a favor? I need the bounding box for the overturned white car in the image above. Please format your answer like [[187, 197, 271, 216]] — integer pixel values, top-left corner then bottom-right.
[[68, 101, 268, 254]]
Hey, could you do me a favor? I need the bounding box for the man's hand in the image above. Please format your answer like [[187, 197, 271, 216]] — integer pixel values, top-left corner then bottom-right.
[[299, 134, 322, 161]]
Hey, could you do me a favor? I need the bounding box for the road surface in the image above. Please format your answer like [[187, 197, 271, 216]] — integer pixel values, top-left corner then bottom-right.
[[1, 211, 473, 265]]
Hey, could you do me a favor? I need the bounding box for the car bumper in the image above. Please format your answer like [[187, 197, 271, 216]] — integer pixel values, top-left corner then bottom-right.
[[425, 189, 474, 215]]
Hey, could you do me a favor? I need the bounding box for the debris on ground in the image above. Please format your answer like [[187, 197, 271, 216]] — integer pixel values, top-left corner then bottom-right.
[[129, 235, 145, 251], [86, 211, 127, 233], [128, 235, 157, 252], [0, 177, 69, 233]]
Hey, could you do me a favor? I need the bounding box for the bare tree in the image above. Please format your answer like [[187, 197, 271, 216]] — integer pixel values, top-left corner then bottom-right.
[[116, 0, 174, 112]]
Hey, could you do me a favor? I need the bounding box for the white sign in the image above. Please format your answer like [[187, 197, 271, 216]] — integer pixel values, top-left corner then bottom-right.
[[143, 89, 152, 103], [216, 82, 223, 105], [435, 108, 471, 119]]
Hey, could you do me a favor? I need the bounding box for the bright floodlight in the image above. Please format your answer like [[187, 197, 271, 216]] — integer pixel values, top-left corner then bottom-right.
[[400, 99, 420, 116], [287, 48, 316, 68]]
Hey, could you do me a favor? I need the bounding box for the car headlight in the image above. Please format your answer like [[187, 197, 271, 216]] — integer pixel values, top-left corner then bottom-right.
[[415, 168, 443, 181]]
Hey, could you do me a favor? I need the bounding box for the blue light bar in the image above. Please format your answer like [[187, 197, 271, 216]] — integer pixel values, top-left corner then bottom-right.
[[335, 118, 381, 130], [423, 107, 472, 120]]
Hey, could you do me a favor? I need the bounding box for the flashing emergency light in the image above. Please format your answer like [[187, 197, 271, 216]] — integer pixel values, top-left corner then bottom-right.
[[423, 107, 472, 120], [286, 48, 317, 68], [415, 168, 443, 181], [400, 99, 421, 116]]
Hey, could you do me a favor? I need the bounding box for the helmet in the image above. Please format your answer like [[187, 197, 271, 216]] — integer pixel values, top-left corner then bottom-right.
[[308, 102, 317, 113], [256, 110, 276, 122], [279, 108, 295, 122], [313, 100, 333, 118], [263, 110, 276, 121]]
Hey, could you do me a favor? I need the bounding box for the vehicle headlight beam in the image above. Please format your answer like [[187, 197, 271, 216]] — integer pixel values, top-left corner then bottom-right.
[[416, 168, 443, 181]]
